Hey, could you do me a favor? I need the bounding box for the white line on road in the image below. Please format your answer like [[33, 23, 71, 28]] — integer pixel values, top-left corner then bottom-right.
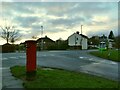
[[38, 55, 47, 57], [79, 56, 88, 59], [19, 56, 26, 58], [2, 58, 8, 60], [37, 54, 55, 57], [89, 58, 94, 61], [9, 57, 18, 59], [93, 62, 100, 64], [49, 51, 68, 52], [0, 67, 9, 69], [79, 57, 84, 59], [111, 62, 117, 65], [100, 60, 118, 65]]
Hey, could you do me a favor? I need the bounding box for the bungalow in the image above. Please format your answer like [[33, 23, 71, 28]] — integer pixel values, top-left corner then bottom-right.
[[108, 39, 114, 49], [37, 36, 55, 50], [68, 31, 88, 50], [108, 31, 115, 49], [99, 34, 108, 49]]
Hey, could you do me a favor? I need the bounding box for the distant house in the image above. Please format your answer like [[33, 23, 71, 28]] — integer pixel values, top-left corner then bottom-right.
[[99, 34, 108, 49], [108, 39, 115, 49], [88, 36, 100, 49], [68, 31, 88, 50], [37, 36, 55, 50], [108, 31, 115, 49]]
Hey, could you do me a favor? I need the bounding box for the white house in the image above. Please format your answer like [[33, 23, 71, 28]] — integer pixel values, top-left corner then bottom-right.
[[108, 39, 114, 49], [68, 31, 88, 50]]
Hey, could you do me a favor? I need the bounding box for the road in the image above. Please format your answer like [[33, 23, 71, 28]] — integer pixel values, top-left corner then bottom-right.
[[1, 50, 119, 81]]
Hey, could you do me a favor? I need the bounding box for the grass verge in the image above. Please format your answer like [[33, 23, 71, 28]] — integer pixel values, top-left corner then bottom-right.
[[89, 49, 119, 62], [10, 66, 119, 89]]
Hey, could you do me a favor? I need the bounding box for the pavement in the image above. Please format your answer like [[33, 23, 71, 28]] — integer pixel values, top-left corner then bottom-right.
[[1, 50, 119, 89], [1, 52, 25, 90], [2, 68, 24, 90]]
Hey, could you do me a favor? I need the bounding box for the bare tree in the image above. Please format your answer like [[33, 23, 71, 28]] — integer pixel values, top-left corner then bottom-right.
[[32, 36, 38, 39], [0, 25, 21, 44]]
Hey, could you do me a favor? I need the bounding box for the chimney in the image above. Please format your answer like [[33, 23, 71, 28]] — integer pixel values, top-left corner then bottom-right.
[[76, 31, 79, 34]]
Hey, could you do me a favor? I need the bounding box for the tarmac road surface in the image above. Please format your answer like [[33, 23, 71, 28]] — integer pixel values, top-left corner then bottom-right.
[[1, 50, 119, 88]]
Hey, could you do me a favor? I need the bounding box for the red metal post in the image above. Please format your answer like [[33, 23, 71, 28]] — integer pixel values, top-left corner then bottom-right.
[[25, 40, 36, 77]]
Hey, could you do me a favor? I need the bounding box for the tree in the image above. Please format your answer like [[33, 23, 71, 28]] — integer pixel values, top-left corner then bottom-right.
[[89, 36, 100, 46], [114, 35, 120, 49], [0, 25, 21, 44], [56, 38, 69, 50], [108, 31, 114, 39]]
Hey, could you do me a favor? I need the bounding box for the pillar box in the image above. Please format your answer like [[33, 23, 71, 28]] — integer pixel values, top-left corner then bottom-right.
[[25, 40, 37, 78]]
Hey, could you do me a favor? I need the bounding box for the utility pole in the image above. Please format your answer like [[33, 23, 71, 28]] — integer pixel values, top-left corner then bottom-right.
[[81, 25, 83, 34], [41, 26, 44, 50], [81, 25, 83, 50], [41, 26, 43, 37]]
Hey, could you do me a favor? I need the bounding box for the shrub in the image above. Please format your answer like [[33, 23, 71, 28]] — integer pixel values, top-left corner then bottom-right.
[[2, 43, 15, 53]]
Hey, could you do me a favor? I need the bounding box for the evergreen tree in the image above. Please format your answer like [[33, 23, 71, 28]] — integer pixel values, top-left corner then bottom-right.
[[108, 31, 114, 39]]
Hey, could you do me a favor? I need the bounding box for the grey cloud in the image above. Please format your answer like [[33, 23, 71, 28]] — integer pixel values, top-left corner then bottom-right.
[[14, 16, 41, 28], [67, 2, 113, 16], [13, 2, 34, 12], [86, 21, 107, 26], [2, 2, 35, 18], [50, 16, 85, 28], [5, 0, 119, 2], [45, 28, 65, 33], [32, 25, 42, 30], [1, 2, 117, 42], [45, 2, 115, 28], [78, 2, 111, 10]]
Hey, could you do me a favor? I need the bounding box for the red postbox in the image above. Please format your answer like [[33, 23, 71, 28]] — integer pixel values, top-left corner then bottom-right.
[[25, 40, 36, 77]]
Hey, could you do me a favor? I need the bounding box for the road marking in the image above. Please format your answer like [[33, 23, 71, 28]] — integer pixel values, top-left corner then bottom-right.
[[93, 62, 100, 64], [37, 54, 55, 57], [9, 57, 18, 59], [37, 54, 46, 57], [2, 58, 8, 60], [79, 57, 84, 59], [0, 67, 9, 69], [111, 62, 117, 65], [89, 58, 94, 61], [19, 56, 26, 58], [49, 51, 68, 52], [100, 60, 117, 65]]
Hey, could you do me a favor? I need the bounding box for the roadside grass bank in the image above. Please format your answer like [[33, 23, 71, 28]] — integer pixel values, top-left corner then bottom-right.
[[10, 66, 119, 89], [89, 49, 119, 62]]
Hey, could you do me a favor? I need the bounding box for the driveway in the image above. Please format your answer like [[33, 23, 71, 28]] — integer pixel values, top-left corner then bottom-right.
[[2, 50, 119, 82]]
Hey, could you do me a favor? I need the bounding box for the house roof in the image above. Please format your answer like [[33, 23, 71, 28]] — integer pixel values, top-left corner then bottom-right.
[[68, 32, 88, 39], [99, 35, 107, 39], [80, 34, 88, 39], [37, 36, 55, 43], [2, 43, 11, 46]]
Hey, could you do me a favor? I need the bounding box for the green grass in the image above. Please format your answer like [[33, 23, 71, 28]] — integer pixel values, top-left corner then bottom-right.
[[89, 49, 119, 62], [10, 66, 119, 88]]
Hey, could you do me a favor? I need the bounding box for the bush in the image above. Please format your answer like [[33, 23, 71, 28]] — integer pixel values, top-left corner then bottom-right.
[[2, 43, 15, 53]]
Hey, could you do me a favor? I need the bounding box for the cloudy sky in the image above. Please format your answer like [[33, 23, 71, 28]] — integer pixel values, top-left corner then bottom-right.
[[0, 0, 118, 45]]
